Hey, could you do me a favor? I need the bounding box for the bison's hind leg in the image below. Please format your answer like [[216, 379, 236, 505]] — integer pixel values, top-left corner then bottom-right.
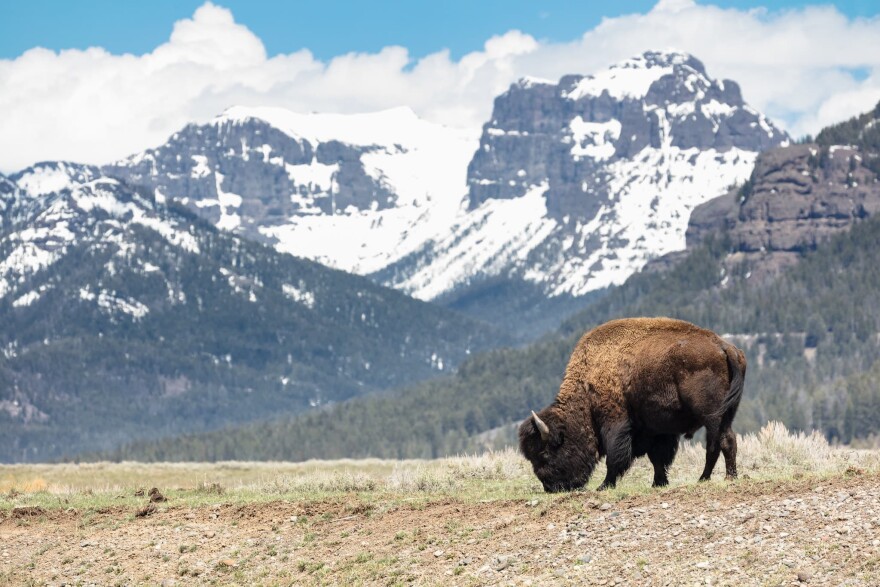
[[598, 420, 633, 491], [699, 420, 739, 482], [698, 421, 721, 482], [647, 435, 679, 487], [720, 427, 737, 480], [700, 419, 737, 482]]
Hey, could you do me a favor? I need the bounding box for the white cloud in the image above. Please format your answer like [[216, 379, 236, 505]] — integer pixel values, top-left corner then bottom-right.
[[0, 0, 878, 172]]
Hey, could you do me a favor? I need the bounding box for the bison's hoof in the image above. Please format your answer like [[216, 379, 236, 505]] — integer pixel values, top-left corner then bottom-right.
[[698, 476, 710, 482]]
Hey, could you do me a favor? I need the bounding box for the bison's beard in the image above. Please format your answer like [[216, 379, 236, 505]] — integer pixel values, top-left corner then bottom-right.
[[532, 449, 597, 493], [519, 418, 598, 493], [541, 476, 589, 493]]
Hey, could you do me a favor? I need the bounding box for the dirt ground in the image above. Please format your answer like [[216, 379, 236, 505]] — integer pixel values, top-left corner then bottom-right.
[[2, 471, 879, 586]]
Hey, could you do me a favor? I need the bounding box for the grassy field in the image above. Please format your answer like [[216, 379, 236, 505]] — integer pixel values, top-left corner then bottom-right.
[[1, 422, 877, 511], [2, 423, 879, 585]]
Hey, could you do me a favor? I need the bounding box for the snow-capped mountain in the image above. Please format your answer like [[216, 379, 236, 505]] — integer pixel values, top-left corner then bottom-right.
[[0, 163, 195, 303], [0, 168, 510, 461], [385, 51, 789, 299], [105, 51, 787, 322], [105, 106, 477, 278], [0, 168, 182, 302], [0, 163, 500, 371]]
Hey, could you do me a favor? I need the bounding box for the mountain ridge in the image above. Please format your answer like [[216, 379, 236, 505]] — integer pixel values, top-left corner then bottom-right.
[[0, 170, 510, 462], [100, 50, 788, 335], [0, 50, 806, 461]]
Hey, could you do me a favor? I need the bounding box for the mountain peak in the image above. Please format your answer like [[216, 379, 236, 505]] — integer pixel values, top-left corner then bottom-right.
[[637, 49, 702, 69], [11, 161, 101, 198], [562, 50, 709, 102], [465, 51, 789, 298]]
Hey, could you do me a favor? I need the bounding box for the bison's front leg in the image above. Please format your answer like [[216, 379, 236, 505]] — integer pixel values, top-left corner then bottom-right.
[[598, 421, 633, 491], [646, 434, 679, 487]]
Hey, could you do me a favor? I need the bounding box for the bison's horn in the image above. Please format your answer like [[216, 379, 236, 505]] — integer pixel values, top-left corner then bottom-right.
[[531, 410, 550, 442]]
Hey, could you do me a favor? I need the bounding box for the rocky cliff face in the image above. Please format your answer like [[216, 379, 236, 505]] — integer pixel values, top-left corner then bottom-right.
[[468, 53, 782, 213], [686, 103, 880, 276], [104, 111, 403, 230], [374, 51, 790, 301], [104, 106, 477, 285], [0, 174, 17, 229]]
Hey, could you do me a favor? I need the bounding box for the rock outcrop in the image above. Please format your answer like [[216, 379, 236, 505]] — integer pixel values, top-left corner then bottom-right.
[[468, 52, 784, 216], [686, 107, 880, 277]]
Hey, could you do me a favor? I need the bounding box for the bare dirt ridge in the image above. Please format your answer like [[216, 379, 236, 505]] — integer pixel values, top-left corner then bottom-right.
[[2, 471, 879, 586]]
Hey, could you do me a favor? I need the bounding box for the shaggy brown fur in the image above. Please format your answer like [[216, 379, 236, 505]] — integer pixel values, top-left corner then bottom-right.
[[519, 317, 746, 492]]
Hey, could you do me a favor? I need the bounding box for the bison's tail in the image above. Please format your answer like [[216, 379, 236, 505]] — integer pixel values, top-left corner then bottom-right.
[[717, 343, 746, 427]]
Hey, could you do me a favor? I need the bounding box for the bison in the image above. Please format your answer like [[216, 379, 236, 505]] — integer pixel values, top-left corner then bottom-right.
[[519, 317, 746, 492]]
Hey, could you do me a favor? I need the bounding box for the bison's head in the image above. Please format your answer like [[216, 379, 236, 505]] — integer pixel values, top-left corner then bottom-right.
[[518, 407, 598, 493]]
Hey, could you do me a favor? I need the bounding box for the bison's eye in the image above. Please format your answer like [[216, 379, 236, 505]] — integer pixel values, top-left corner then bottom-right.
[[551, 432, 564, 448]]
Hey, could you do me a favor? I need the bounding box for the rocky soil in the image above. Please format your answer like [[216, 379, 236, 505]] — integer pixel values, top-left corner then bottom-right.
[[2, 471, 879, 586]]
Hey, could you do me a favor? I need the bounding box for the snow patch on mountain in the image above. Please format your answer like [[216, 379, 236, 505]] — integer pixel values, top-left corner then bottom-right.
[[13, 162, 100, 198], [12, 290, 41, 308], [214, 172, 243, 231], [569, 118, 622, 161], [80, 286, 150, 319], [563, 52, 682, 101], [285, 159, 337, 194], [191, 155, 212, 178], [282, 283, 316, 308], [0, 175, 201, 304], [394, 182, 558, 300], [134, 215, 200, 253]]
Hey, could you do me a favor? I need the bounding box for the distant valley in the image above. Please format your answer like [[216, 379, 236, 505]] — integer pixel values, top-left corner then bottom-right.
[[106, 100, 880, 462]]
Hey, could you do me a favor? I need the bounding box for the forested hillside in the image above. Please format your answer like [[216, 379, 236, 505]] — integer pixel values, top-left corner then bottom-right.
[[105, 212, 880, 461], [0, 179, 509, 462], [815, 100, 880, 164]]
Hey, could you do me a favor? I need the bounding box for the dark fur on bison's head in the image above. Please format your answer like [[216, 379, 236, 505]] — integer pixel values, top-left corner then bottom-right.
[[518, 407, 598, 493]]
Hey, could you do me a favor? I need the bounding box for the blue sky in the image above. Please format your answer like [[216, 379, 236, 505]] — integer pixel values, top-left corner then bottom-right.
[[2, 1, 877, 61]]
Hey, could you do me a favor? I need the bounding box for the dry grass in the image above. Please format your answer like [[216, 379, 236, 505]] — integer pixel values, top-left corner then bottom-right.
[[265, 470, 379, 494], [3, 423, 879, 587], [616, 421, 880, 491], [1, 423, 877, 512]]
